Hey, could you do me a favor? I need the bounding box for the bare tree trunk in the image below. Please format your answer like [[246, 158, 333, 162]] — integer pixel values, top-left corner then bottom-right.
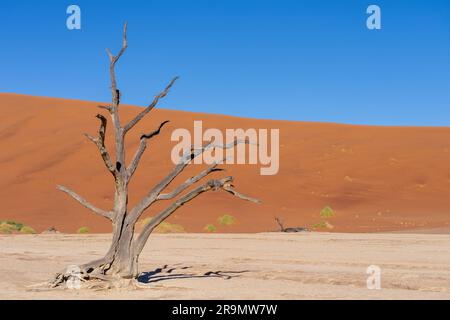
[[50, 23, 260, 289]]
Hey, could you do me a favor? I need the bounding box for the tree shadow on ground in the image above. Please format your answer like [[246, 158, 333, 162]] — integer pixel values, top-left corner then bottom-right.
[[137, 264, 249, 284]]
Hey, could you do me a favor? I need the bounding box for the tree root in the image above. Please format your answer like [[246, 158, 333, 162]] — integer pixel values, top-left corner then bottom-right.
[[38, 261, 137, 291]]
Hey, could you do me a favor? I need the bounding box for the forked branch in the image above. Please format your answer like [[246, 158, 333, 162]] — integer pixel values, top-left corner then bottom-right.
[[157, 163, 223, 200], [106, 21, 127, 65], [127, 139, 250, 224], [127, 120, 170, 177], [134, 176, 258, 254], [106, 21, 128, 135], [57, 185, 112, 220]]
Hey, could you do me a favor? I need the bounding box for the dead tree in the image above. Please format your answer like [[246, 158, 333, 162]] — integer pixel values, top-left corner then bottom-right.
[[275, 217, 308, 233], [51, 23, 259, 288]]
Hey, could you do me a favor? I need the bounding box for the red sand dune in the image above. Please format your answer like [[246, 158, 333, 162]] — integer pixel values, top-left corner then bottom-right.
[[1, 93, 450, 233]]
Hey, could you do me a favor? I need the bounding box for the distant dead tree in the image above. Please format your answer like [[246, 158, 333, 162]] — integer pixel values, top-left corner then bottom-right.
[[275, 217, 308, 233], [50, 23, 259, 289]]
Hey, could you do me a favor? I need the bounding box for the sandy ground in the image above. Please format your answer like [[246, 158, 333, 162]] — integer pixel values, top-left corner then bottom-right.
[[2, 93, 450, 234], [0, 232, 449, 300]]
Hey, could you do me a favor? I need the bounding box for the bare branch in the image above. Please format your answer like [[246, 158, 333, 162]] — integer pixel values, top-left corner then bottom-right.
[[84, 114, 116, 176], [57, 185, 112, 220], [97, 105, 113, 113], [222, 183, 261, 203], [84, 133, 97, 144], [157, 163, 223, 200], [127, 120, 170, 178], [179, 138, 251, 165], [123, 77, 179, 133], [134, 177, 231, 253], [140, 120, 170, 140], [106, 22, 128, 65], [106, 48, 114, 61], [127, 139, 248, 224], [106, 21, 128, 121], [96, 114, 107, 143], [134, 176, 260, 255], [104, 23, 128, 176]]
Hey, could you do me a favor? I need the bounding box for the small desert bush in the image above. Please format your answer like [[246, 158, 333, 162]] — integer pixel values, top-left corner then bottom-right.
[[218, 214, 236, 226], [154, 222, 185, 233], [311, 221, 328, 230], [0, 221, 35, 234], [311, 221, 334, 230], [311, 206, 336, 230], [77, 227, 90, 234], [320, 206, 335, 218], [140, 217, 185, 234], [19, 226, 36, 234], [204, 224, 217, 233], [0, 222, 16, 234]]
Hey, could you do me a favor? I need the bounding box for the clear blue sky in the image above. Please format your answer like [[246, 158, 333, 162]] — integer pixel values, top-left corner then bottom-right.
[[0, 0, 449, 125]]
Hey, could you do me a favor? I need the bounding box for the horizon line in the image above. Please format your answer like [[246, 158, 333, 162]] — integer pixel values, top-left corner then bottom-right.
[[2, 91, 450, 129]]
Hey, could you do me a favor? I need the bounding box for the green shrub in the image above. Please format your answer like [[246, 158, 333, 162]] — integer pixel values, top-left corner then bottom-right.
[[312, 221, 328, 229], [139, 217, 185, 233], [0, 221, 22, 231], [320, 206, 335, 218], [218, 214, 236, 226], [311, 220, 334, 230], [20, 226, 36, 234], [204, 224, 217, 233], [77, 227, 90, 234], [0, 222, 15, 234], [10, 221, 23, 230], [0, 221, 34, 234], [154, 222, 185, 234]]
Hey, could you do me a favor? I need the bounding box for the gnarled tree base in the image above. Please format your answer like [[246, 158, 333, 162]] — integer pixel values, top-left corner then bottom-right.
[[48, 247, 138, 290], [49, 263, 135, 290]]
